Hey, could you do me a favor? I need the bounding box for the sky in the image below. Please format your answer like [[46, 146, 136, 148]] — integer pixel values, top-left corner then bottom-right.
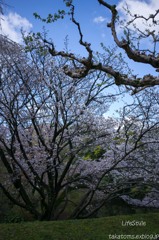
[[1, 0, 158, 73], [1, 0, 158, 54], [0, 0, 159, 116], [1, 0, 114, 50]]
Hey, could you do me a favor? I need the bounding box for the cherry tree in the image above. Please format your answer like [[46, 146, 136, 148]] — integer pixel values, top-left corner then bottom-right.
[[20, 0, 159, 216], [0, 34, 119, 220], [1, 17, 159, 219], [119, 88, 159, 208], [73, 94, 159, 218]]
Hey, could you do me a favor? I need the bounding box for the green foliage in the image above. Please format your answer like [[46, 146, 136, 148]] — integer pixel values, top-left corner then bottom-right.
[[64, 0, 73, 7], [127, 130, 134, 136], [113, 136, 125, 144], [99, 174, 114, 186], [36, 47, 48, 57], [83, 146, 105, 160], [4, 215, 24, 223], [96, 82, 107, 87], [24, 32, 48, 57], [33, 10, 66, 23], [130, 185, 152, 200], [0, 213, 159, 240]]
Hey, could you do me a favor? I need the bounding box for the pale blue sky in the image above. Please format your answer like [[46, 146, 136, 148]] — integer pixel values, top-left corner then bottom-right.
[[4, 0, 114, 52]]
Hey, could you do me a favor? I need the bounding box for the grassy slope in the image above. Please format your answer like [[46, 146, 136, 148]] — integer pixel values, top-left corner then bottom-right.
[[0, 213, 159, 240]]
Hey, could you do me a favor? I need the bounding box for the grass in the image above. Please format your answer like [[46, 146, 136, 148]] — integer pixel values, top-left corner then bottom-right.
[[0, 213, 159, 240]]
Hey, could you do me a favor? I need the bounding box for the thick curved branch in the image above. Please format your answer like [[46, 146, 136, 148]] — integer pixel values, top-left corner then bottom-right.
[[98, 0, 159, 69], [70, 4, 93, 62], [43, 1, 159, 92]]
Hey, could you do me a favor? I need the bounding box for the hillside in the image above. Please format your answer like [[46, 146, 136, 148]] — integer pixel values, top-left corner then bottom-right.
[[0, 213, 159, 240]]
